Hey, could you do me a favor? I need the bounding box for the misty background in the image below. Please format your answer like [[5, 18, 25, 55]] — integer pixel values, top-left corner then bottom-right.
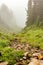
[[0, 0, 28, 29]]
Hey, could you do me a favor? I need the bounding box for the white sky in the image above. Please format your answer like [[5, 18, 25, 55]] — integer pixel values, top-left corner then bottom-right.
[[0, 0, 28, 27]]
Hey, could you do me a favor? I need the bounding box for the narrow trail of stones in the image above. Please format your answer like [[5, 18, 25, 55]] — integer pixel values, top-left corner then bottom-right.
[[11, 39, 43, 65]]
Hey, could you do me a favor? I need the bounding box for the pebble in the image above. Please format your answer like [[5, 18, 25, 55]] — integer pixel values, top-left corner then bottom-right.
[[23, 57, 27, 60]]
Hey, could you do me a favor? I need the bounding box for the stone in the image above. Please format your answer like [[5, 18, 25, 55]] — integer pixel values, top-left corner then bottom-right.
[[24, 52, 29, 57], [0, 62, 8, 65], [38, 53, 43, 60], [32, 53, 43, 60], [32, 53, 40, 58], [28, 58, 40, 65], [23, 57, 27, 60], [20, 58, 23, 61]]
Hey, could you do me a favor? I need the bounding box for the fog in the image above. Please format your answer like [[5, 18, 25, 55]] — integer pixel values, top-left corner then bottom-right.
[[0, 0, 28, 28]]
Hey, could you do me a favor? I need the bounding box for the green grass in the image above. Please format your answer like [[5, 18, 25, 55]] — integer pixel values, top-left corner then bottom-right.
[[0, 47, 24, 65], [0, 32, 15, 48], [16, 28, 43, 49], [0, 32, 24, 65]]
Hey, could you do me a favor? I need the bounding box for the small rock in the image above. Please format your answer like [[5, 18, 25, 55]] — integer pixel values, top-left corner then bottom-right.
[[20, 58, 23, 61], [32, 53, 40, 57], [28, 58, 40, 65], [0, 62, 8, 65], [32, 53, 43, 60], [24, 52, 29, 57], [38, 53, 43, 60], [23, 57, 27, 60], [26, 60, 30, 64]]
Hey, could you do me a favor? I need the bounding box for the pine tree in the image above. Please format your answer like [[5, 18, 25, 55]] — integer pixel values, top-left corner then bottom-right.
[[26, 0, 43, 27], [26, 0, 32, 26]]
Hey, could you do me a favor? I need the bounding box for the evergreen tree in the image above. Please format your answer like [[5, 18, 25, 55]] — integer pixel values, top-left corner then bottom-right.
[[26, 0, 43, 27]]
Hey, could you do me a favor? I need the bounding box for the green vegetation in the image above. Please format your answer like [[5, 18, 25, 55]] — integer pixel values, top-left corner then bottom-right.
[[0, 47, 24, 65], [0, 32, 24, 65], [16, 27, 43, 49], [0, 33, 13, 49]]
